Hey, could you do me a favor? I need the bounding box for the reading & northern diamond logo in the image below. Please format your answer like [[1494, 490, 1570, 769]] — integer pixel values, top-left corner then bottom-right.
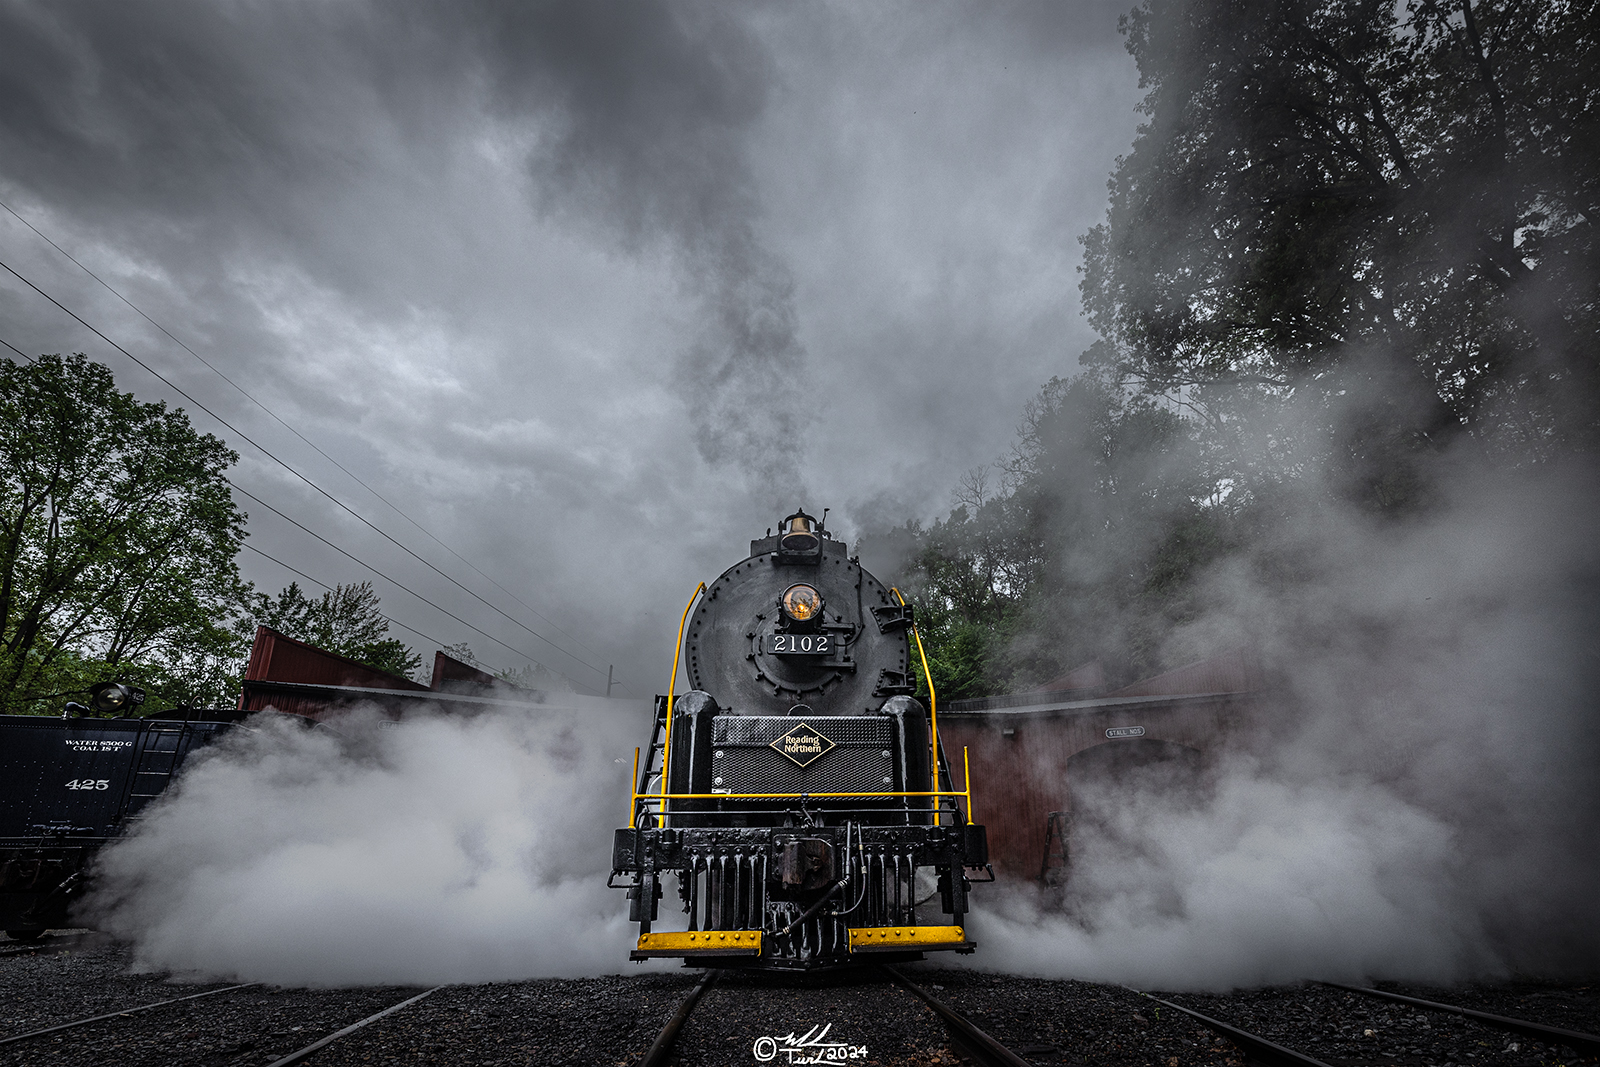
[[770, 722, 835, 767]]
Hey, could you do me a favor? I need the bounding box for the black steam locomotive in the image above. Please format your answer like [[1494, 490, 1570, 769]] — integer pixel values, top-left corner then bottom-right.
[[611, 510, 990, 968]]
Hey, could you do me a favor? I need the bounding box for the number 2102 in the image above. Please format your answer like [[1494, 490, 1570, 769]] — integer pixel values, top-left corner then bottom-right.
[[66, 779, 110, 790]]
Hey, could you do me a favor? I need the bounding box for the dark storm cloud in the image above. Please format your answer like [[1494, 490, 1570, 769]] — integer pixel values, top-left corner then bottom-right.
[[0, 2, 806, 484], [0, 0, 1142, 684], [465, 2, 805, 483]]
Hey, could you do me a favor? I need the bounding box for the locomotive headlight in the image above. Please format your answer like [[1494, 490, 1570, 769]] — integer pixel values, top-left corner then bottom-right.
[[88, 681, 145, 716], [780, 583, 824, 623]]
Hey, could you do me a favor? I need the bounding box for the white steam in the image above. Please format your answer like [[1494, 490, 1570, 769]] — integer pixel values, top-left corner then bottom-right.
[[968, 458, 1600, 990], [85, 462, 1599, 991], [87, 701, 653, 986]]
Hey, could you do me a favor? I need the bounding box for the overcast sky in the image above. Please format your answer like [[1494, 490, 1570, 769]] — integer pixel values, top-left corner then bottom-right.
[[0, 1, 1142, 696]]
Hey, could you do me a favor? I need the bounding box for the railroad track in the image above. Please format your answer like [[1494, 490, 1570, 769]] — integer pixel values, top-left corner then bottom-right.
[[636, 965, 1038, 1067], [260, 987, 441, 1067], [1127, 988, 1337, 1067], [634, 968, 1600, 1067], [0, 982, 442, 1065], [3, 945, 1596, 1066], [0, 933, 91, 959], [1319, 981, 1600, 1060], [634, 967, 1328, 1067], [1144, 982, 1600, 1067]]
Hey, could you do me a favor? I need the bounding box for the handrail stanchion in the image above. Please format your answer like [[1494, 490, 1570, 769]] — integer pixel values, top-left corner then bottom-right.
[[892, 588, 939, 828], [629, 747, 640, 825], [964, 746, 973, 822], [659, 582, 705, 827]]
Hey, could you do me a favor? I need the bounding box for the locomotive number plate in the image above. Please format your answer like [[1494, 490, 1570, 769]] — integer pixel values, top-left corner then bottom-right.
[[767, 633, 832, 655]]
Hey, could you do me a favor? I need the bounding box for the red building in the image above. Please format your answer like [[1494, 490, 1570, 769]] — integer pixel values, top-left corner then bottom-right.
[[239, 627, 550, 719], [941, 647, 1267, 884]]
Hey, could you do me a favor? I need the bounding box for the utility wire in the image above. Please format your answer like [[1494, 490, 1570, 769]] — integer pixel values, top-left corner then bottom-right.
[[9, 338, 530, 690], [0, 336, 36, 363], [229, 481, 587, 691], [242, 542, 454, 654], [0, 253, 603, 689], [0, 195, 619, 687]]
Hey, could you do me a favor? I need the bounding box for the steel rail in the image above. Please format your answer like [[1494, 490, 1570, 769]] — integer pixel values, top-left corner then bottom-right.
[[1317, 980, 1600, 1058], [1128, 990, 1335, 1067], [0, 983, 257, 1046], [881, 966, 1032, 1067], [262, 986, 442, 1067], [638, 970, 720, 1067], [0, 933, 91, 960]]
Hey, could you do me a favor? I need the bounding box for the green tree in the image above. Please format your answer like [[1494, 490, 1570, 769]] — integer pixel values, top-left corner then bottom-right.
[[251, 581, 421, 679], [882, 371, 1224, 697], [0, 354, 251, 713], [886, 0, 1599, 698], [1082, 0, 1599, 493]]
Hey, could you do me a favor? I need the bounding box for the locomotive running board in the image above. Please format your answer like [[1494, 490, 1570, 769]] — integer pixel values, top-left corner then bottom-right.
[[847, 925, 973, 953], [632, 930, 762, 959]]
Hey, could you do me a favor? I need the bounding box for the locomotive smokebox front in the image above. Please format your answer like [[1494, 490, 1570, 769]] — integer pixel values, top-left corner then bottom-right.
[[685, 508, 917, 717]]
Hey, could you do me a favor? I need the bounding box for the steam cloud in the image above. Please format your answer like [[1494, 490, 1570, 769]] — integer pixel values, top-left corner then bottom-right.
[[89, 455, 1598, 991], [88, 701, 653, 986], [473, 2, 810, 489], [968, 434, 1600, 990]]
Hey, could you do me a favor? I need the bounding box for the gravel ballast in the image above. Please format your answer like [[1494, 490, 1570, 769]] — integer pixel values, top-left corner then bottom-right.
[[3, 933, 1595, 1066]]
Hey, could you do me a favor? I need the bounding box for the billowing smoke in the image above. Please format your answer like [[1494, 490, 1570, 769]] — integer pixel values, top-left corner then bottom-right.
[[470, 2, 809, 491], [86, 700, 655, 986], [965, 438, 1600, 990]]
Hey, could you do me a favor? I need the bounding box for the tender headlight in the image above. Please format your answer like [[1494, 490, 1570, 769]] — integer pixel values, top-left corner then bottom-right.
[[88, 682, 145, 715]]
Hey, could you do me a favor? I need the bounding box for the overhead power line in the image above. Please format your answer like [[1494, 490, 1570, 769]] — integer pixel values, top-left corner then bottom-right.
[[0, 336, 36, 363], [0, 195, 619, 687], [0, 259, 592, 692], [242, 542, 454, 655], [0, 253, 607, 691], [228, 481, 588, 691]]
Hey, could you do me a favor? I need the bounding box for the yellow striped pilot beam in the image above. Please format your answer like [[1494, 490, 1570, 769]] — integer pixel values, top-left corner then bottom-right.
[[633, 930, 762, 957], [847, 925, 969, 952]]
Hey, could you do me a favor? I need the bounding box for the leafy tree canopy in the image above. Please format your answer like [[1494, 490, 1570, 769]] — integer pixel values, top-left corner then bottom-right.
[[877, 0, 1597, 699], [251, 580, 422, 681], [1084, 0, 1598, 468], [1, 354, 250, 714]]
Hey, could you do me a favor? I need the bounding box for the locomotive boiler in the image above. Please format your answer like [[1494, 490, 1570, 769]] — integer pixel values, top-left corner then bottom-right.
[[610, 510, 990, 968]]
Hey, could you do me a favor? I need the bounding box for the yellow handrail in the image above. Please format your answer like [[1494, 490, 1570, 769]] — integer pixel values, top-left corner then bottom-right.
[[628, 747, 640, 825], [638, 789, 968, 801], [658, 582, 705, 826], [963, 745, 973, 822], [629, 582, 977, 832], [892, 588, 939, 826]]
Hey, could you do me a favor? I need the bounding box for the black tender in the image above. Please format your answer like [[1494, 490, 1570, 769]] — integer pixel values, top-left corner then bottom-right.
[[0, 709, 239, 939]]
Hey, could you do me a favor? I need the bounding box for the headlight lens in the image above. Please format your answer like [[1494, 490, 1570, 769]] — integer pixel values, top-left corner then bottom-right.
[[88, 682, 144, 714], [781, 583, 823, 622], [91, 684, 129, 712]]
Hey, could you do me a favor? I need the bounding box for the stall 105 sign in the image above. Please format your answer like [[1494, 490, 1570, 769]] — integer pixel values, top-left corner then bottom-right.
[[1105, 726, 1146, 738]]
